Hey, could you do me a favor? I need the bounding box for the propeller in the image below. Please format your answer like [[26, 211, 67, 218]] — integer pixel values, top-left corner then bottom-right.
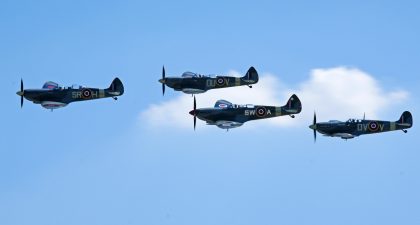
[[193, 96, 196, 130], [188, 96, 198, 130], [312, 112, 317, 142], [162, 66, 166, 96], [19, 79, 24, 108]]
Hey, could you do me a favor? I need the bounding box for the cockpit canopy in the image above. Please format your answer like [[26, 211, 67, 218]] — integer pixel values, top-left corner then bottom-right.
[[42, 81, 61, 90], [346, 118, 362, 123], [214, 100, 255, 109], [42, 81, 84, 90], [215, 100, 233, 108], [182, 72, 196, 78], [328, 120, 342, 123], [326, 119, 363, 124], [71, 84, 83, 89], [182, 71, 210, 78]]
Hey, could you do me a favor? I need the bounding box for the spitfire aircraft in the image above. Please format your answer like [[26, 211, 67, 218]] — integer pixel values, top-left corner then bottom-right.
[[189, 94, 302, 130], [309, 111, 413, 141], [16, 78, 124, 110], [159, 66, 259, 95]]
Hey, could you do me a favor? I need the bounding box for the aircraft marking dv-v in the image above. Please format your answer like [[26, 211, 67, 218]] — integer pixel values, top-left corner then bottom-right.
[[309, 111, 413, 141], [159, 66, 259, 95]]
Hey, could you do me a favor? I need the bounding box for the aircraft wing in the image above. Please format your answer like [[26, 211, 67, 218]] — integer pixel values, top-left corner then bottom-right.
[[207, 120, 244, 129], [330, 133, 357, 139]]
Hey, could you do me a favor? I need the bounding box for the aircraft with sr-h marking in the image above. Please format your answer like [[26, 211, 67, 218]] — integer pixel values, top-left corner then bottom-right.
[[16, 78, 124, 111]]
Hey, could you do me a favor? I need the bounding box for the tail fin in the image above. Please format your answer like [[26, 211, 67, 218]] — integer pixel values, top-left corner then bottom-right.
[[108, 77, 124, 96], [283, 94, 302, 114], [396, 111, 413, 127], [241, 66, 259, 84]]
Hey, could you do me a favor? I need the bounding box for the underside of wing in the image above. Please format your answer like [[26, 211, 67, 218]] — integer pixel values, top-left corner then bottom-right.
[[329, 133, 357, 139], [207, 120, 243, 130], [181, 88, 206, 94], [41, 101, 68, 109]]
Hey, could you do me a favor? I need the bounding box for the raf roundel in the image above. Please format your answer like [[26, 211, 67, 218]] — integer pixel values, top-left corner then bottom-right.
[[216, 77, 225, 86], [218, 103, 228, 108], [256, 107, 267, 117], [368, 121, 379, 132], [81, 88, 92, 99]]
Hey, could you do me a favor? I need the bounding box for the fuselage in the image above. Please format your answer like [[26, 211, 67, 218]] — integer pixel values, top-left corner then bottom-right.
[[192, 106, 284, 124], [311, 119, 411, 138], [160, 76, 255, 94], [191, 103, 301, 130], [17, 85, 122, 109]]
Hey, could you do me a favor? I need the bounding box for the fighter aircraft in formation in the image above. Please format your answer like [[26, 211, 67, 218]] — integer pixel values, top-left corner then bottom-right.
[[189, 94, 302, 130], [158, 66, 258, 95], [309, 111, 413, 141], [16, 78, 124, 110], [15, 67, 413, 140]]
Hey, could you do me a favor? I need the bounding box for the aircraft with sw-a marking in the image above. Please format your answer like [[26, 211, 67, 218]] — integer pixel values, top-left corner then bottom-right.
[[159, 66, 258, 95], [309, 111, 413, 141], [16, 78, 124, 111], [189, 94, 302, 130]]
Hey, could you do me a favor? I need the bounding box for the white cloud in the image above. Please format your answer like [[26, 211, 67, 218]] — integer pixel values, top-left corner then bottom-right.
[[296, 67, 408, 122], [140, 67, 408, 130]]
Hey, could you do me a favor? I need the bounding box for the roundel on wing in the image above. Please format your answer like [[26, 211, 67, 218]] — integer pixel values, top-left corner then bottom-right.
[[218, 103, 228, 108], [81, 88, 92, 99], [256, 107, 267, 117], [216, 77, 225, 86], [368, 121, 379, 132]]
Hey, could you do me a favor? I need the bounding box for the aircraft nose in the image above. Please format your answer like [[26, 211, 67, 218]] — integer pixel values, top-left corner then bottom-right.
[[309, 124, 316, 130], [189, 110, 195, 116], [16, 91, 24, 96], [158, 78, 166, 84]]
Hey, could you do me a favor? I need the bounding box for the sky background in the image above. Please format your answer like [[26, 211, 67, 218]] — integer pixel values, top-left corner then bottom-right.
[[1, 0, 420, 225]]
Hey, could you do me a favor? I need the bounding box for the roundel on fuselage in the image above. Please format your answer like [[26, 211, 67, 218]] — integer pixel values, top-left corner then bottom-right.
[[81, 88, 92, 99], [216, 77, 225, 86], [256, 107, 267, 117], [368, 121, 379, 132]]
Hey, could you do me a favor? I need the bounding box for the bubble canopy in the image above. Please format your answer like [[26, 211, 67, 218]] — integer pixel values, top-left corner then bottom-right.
[[181, 72, 211, 78]]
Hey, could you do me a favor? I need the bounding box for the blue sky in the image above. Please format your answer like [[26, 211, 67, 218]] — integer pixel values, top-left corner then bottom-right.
[[1, 1, 420, 225]]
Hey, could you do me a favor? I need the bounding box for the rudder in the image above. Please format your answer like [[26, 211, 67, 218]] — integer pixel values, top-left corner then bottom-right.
[[284, 94, 302, 114], [242, 66, 259, 84], [397, 111, 413, 127], [108, 77, 124, 96]]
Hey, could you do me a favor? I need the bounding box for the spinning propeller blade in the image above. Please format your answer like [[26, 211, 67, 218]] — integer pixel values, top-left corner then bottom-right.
[[193, 96, 196, 130], [313, 112, 317, 142], [162, 66, 165, 96], [20, 79, 24, 108]]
